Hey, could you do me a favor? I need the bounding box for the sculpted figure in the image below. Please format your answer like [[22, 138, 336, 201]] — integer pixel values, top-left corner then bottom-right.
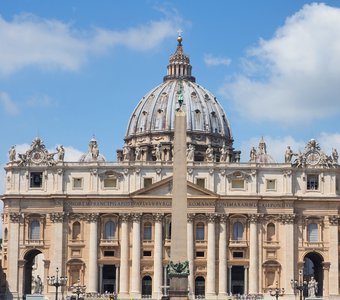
[[91, 142, 99, 159], [9, 145, 16, 161], [154, 143, 161, 161], [220, 144, 228, 162], [186, 144, 195, 162], [308, 276, 318, 297], [294, 151, 304, 168], [56, 145, 65, 161], [332, 148, 339, 164], [135, 146, 142, 161], [249, 147, 257, 163], [285, 146, 294, 163], [123, 146, 130, 161], [32, 275, 43, 294], [205, 144, 214, 162]]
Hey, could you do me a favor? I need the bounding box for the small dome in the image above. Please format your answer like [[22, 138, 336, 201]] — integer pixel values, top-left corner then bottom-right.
[[79, 137, 105, 162], [256, 137, 276, 164]]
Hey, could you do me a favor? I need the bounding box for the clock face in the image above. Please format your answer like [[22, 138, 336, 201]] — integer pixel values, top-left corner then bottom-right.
[[31, 150, 45, 164], [306, 151, 320, 166]]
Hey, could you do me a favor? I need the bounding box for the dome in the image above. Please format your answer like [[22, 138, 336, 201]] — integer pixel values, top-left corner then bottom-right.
[[121, 35, 239, 162], [79, 137, 106, 162], [250, 137, 276, 164]]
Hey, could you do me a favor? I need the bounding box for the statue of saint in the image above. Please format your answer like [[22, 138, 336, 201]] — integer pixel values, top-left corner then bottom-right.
[[249, 147, 257, 163], [9, 145, 16, 161], [91, 142, 99, 159], [123, 146, 130, 161], [308, 276, 318, 297], [220, 144, 228, 162], [32, 275, 43, 294], [154, 143, 161, 161], [56, 145, 65, 161], [332, 148, 339, 164], [135, 146, 142, 161], [186, 144, 195, 162], [205, 145, 214, 162], [285, 146, 294, 163]]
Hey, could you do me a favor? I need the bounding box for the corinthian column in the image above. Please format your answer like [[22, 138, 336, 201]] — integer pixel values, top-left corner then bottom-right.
[[153, 213, 163, 300], [119, 214, 130, 298], [206, 213, 217, 297], [187, 214, 195, 297], [219, 215, 228, 297], [87, 213, 99, 293], [248, 214, 258, 294], [131, 213, 142, 298]]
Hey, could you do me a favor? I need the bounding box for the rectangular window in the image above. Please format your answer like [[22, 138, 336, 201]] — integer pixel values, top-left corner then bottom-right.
[[307, 175, 319, 190], [104, 251, 115, 257], [30, 172, 43, 188], [266, 179, 276, 191], [144, 178, 153, 188], [231, 179, 244, 189], [104, 178, 117, 188], [233, 251, 244, 258], [143, 250, 152, 257], [196, 251, 205, 258], [72, 178, 83, 189], [196, 178, 205, 189]]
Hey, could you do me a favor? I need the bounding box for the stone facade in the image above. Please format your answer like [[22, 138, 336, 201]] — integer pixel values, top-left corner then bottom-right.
[[1, 36, 340, 300]]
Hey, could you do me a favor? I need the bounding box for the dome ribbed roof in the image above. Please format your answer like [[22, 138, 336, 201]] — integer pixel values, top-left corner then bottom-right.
[[122, 35, 239, 162]]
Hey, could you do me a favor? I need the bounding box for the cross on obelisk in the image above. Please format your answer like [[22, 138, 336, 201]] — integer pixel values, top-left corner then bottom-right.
[[168, 79, 189, 300]]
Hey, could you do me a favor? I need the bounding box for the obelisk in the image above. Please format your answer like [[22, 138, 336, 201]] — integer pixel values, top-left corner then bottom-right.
[[168, 80, 189, 300]]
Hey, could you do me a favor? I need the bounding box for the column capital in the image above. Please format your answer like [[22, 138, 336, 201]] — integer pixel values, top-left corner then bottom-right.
[[49, 212, 66, 223], [322, 262, 330, 270], [153, 213, 164, 223], [219, 214, 229, 223], [279, 214, 295, 224], [206, 213, 218, 223], [187, 213, 195, 223], [329, 215, 339, 225], [131, 213, 142, 222], [120, 213, 130, 222], [248, 214, 259, 223], [18, 259, 26, 268], [85, 213, 99, 223], [9, 212, 22, 223]]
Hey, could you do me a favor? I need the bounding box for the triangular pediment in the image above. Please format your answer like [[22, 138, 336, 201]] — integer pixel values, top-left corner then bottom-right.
[[131, 176, 218, 198]]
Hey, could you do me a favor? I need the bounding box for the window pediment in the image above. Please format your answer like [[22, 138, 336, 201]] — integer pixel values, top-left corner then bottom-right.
[[226, 171, 251, 182]]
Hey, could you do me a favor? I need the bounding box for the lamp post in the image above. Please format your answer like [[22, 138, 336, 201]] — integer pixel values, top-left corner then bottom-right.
[[47, 268, 68, 300], [291, 270, 307, 300], [72, 279, 86, 300], [269, 282, 285, 300]]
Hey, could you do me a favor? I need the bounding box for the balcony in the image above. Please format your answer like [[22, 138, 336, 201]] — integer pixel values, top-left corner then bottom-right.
[[302, 241, 324, 249], [25, 239, 44, 246], [99, 238, 119, 247], [229, 240, 248, 248], [263, 240, 280, 249]]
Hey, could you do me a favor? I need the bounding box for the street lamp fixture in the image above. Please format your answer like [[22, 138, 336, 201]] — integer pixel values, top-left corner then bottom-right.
[[47, 267, 68, 300], [291, 270, 307, 300], [71, 279, 86, 300], [269, 282, 285, 300]]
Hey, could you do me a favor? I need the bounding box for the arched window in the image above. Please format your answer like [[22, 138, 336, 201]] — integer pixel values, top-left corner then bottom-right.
[[196, 223, 205, 241], [165, 221, 172, 240], [308, 223, 318, 242], [195, 276, 205, 297], [72, 222, 81, 240], [267, 223, 275, 241], [29, 220, 40, 240], [142, 275, 152, 297], [233, 222, 244, 241], [144, 222, 152, 240], [104, 221, 116, 240], [4, 228, 8, 240]]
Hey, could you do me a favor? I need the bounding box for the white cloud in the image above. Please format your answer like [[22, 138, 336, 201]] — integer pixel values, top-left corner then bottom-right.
[[26, 94, 58, 108], [220, 3, 340, 125], [0, 91, 19, 115], [59, 146, 83, 162], [0, 13, 180, 75], [204, 54, 231, 66]]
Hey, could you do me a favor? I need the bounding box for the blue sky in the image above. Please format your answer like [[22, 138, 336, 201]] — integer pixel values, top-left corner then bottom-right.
[[2, 0, 340, 194]]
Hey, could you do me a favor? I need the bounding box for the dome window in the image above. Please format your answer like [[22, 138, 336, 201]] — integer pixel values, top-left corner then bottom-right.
[[195, 109, 201, 114], [158, 109, 163, 113], [191, 92, 197, 98], [204, 94, 210, 100], [142, 111, 147, 115], [211, 111, 216, 117]]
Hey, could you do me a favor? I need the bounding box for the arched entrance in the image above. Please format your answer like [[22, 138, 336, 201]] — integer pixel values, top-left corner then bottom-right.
[[23, 249, 44, 295], [195, 276, 205, 298], [303, 252, 324, 296]]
